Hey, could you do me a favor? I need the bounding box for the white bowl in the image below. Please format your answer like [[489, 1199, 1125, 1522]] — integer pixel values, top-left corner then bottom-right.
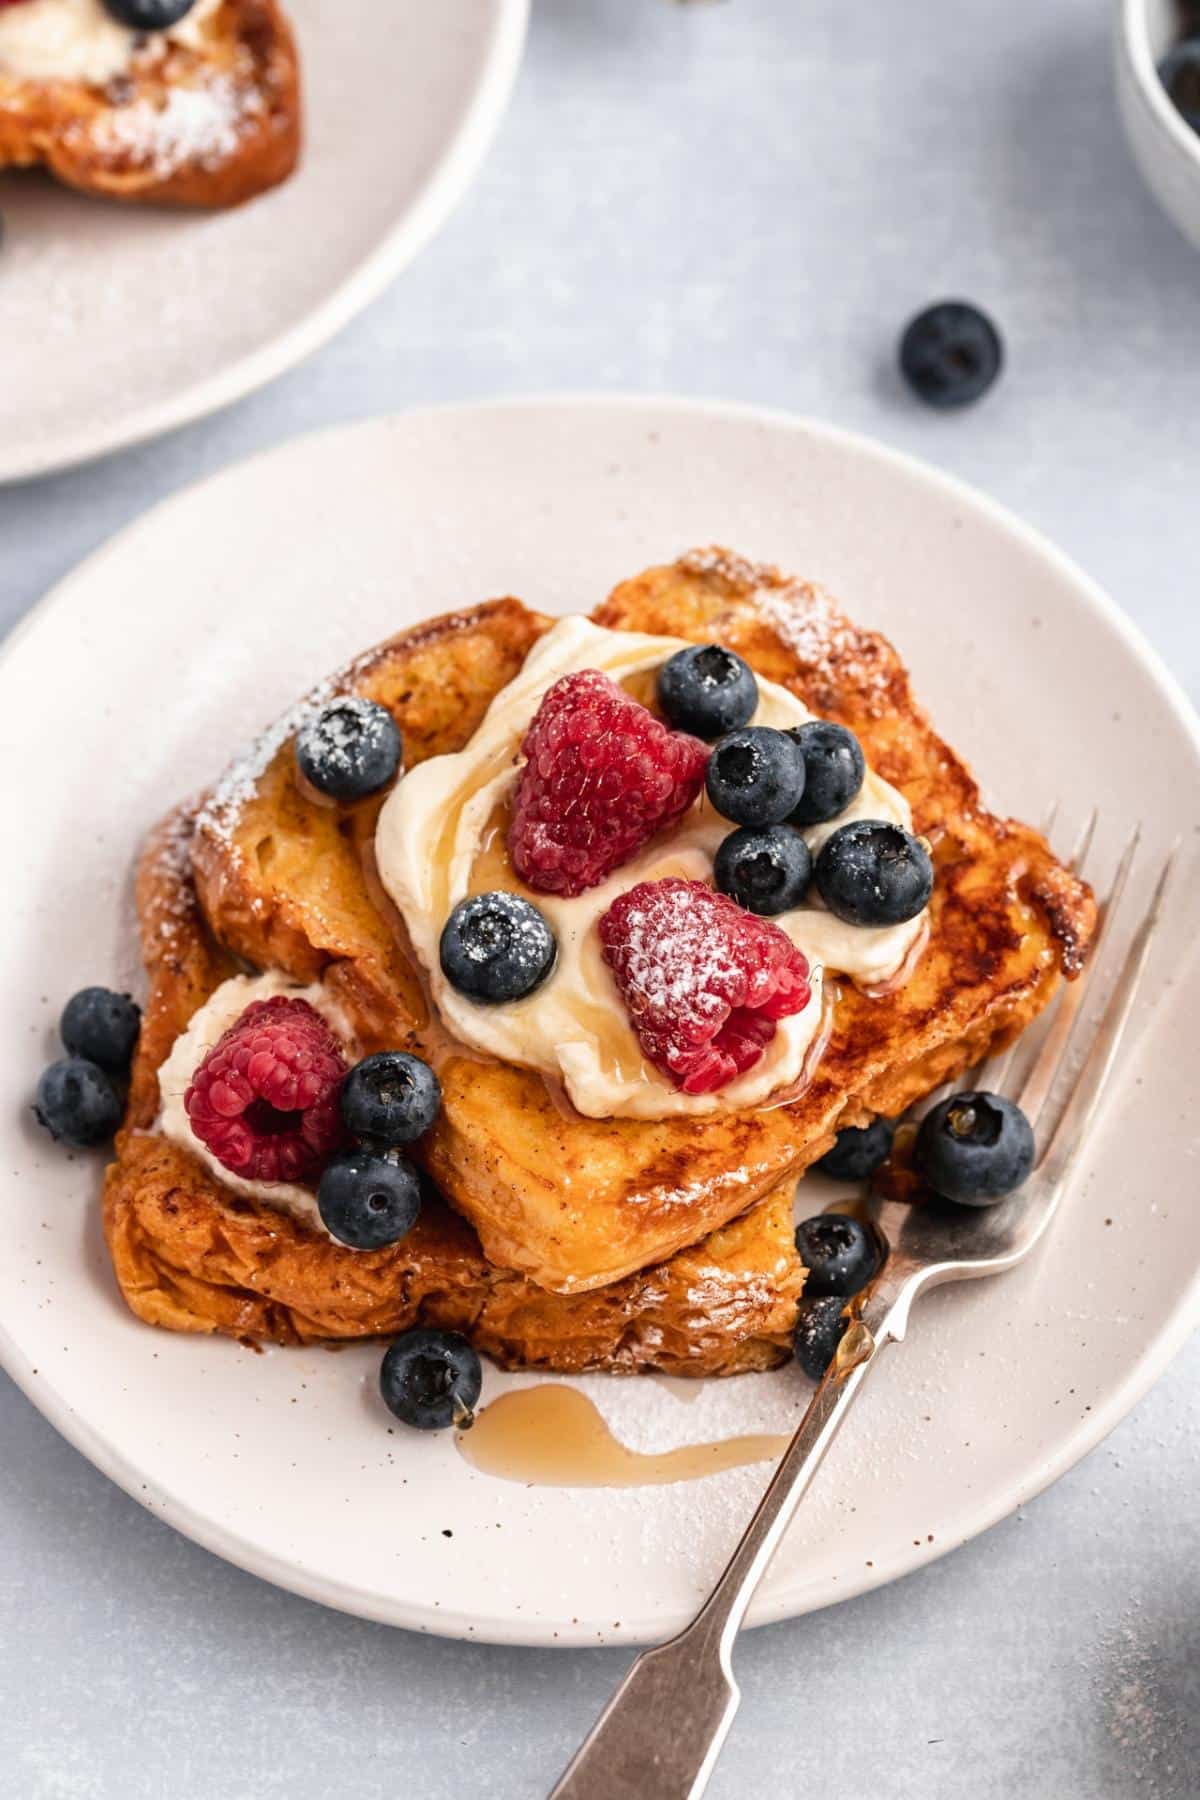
[[1115, 0, 1200, 248]]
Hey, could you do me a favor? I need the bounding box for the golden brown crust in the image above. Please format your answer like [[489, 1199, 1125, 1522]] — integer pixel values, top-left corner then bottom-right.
[[104, 809, 805, 1371], [178, 556, 1095, 1293], [104, 1135, 805, 1372], [0, 0, 300, 208]]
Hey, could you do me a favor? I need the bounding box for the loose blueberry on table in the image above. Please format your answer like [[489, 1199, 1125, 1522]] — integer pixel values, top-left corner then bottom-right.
[[714, 823, 812, 917], [441, 890, 558, 1003], [786, 721, 866, 827], [705, 725, 806, 827], [295, 696, 403, 802], [899, 301, 1003, 409], [814, 819, 933, 928], [914, 1090, 1035, 1205], [656, 643, 759, 739], [795, 1212, 879, 1298], [380, 1328, 483, 1431], [814, 1116, 895, 1181]]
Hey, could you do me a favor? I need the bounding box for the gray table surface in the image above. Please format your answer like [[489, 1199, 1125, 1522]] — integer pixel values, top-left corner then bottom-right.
[[2, 2, 1198, 1796]]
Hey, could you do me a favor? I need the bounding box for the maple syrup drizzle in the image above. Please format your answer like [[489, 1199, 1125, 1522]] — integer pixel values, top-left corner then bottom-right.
[[456, 1384, 789, 1488]]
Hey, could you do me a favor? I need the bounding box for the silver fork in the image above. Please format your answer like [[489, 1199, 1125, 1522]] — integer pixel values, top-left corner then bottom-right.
[[550, 822, 1175, 1800]]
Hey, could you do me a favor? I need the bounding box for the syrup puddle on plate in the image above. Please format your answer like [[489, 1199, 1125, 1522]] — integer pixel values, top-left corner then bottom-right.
[[456, 1384, 789, 1488]]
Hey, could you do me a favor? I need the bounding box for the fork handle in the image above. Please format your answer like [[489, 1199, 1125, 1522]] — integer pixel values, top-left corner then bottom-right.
[[550, 1297, 900, 1800]]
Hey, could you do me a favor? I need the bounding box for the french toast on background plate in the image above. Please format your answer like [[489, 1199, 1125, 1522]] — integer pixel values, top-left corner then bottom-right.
[[98, 548, 1094, 1371], [0, 0, 300, 207]]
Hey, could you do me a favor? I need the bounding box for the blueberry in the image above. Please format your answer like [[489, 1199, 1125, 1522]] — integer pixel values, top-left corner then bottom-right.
[[813, 1117, 894, 1182], [34, 1058, 122, 1148], [899, 301, 1003, 409], [793, 1296, 848, 1381], [1160, 38, 1200, 133], [657, 644, 758, 740], [714, 824, 811, 916], [60, 987, 141, 1073], [786, 721, 865, 827], [295, 697, 402, 802], [705, 727, 805, 827], [814, 819, 933, 927], [317, 1145, 422, 1250], [440, 891, 557, 1003], [380, 1327, 482, 1431], [102, 0, 198, 26], [340, 1052, 440, 1145], [914, 1090, 1035, 1206], [794, 1213, 878, 1298]]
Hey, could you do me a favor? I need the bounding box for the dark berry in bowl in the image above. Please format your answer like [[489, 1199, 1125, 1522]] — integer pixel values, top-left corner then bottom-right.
[[657, 644, 758, 740], [102, 0, 197, 25], [102, 0, 199, 26], [786, 721, 865, 827], [295, 697, 402, 801], [380, 1327, 482, 1431], [914, 1091, 1035, 1205], [440, 891, 557, 1003], [340, 1052, 440, 1145], [714, 824, 811, 916], [317, 1146, 422, 1250], [34, 1058, 122, 1149], [899, 301, 1003, 409], [814, 819, 933, 927], [60, 987, 141, 1074], [793, 1296, 848, 1381], [1160, 37, 1200, 133], [813, 1117, 894, 1182], [705, 726, 805, 827], [794, 1213, 878, 1298]]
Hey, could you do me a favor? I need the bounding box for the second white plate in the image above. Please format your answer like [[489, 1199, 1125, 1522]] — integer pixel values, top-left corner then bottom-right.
[[0, 398, 1197, 1645], [0, 0, 527, 483]]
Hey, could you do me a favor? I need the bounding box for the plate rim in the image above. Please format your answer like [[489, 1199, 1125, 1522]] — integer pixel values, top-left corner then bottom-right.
[[0, 0, 529, 488], [1, 394, 1197, 1646]]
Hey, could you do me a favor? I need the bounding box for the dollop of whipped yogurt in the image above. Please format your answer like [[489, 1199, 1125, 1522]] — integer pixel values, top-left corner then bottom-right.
[[0, 0, 219, 86], [375, 617, 927, 1123], [157, 970, 351, 1236]]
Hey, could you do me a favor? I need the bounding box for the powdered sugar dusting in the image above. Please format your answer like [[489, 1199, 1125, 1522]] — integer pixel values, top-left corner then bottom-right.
[[599, 877, 811, 1092], [80, 73, 262, 179], [194, 646, 381, 853], [142, 807, 202, 947], [679, 545, 898, 708]]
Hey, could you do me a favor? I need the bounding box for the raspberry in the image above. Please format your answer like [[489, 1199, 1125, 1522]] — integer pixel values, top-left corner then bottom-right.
[[598, 877, 812, 1095], [185, 996, 347, 1184], [509, 670, 709, 897]]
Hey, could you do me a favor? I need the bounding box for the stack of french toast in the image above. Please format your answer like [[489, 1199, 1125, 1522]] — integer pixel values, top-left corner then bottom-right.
[[101, 549, 1095, 1378]]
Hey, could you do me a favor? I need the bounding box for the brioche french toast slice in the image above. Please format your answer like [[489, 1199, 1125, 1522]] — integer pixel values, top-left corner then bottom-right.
[[0, 0, 299, 207], [102, 812, 806, 1374], [183, 555, 1094, 1296]]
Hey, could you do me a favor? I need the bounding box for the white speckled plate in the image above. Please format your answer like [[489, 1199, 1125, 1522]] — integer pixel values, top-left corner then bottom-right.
[[0, 1, 527, 483], [1, 399, 1197, 1646]]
